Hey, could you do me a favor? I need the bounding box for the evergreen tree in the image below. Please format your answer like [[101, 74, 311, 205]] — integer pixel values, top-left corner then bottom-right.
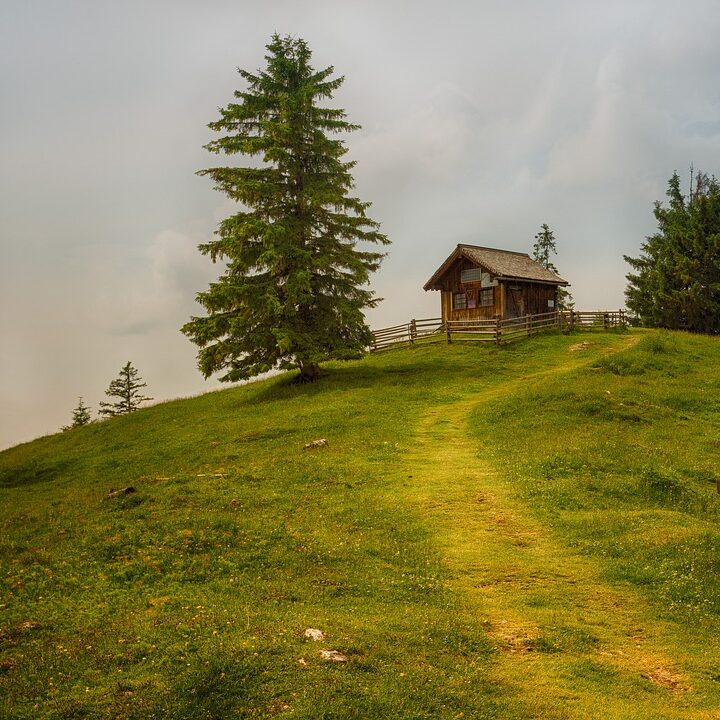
[[182, 35, 389, 383], [62, 397, 92, 431], [625, 171, 720, 333], [532, 223, 574, 310], [99, 362, 153, 417]]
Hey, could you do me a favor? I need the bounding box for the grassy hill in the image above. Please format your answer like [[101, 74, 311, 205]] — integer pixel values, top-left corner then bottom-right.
[[2, 329, 720, 719]]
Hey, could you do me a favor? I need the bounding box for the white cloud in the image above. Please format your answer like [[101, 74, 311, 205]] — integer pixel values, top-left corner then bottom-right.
[[88, 229, 216, 336]]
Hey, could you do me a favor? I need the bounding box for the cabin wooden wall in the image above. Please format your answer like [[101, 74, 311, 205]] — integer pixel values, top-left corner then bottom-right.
[[440, 290, 498, 322], [436, 257, 558, 321], [439, 257, 500, 322], [503, 282, 557, 318]]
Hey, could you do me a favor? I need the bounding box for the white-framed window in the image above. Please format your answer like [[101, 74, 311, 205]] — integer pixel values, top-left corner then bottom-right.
[[460, 267, 482, 283]]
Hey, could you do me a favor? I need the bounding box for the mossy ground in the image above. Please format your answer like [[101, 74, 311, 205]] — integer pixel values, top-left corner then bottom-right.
[[2, 329, 720, 718]]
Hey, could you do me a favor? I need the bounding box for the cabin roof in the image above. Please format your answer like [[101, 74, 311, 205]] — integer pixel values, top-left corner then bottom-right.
[[423, 244, 569, 291]]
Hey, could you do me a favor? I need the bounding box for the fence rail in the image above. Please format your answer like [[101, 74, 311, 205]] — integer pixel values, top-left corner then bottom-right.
[[371, 317, 445, 352], [370, 310, 627, 352]]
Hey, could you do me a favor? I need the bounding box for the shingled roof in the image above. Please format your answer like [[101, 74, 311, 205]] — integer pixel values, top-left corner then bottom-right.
[[423, 244, 568, 291]]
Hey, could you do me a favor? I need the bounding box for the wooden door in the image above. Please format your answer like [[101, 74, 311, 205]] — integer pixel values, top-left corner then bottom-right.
[[506, 285, 524, 319]]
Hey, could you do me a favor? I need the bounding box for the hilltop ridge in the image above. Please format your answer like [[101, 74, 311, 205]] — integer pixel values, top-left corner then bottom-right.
[[2, 330, 720, 719]]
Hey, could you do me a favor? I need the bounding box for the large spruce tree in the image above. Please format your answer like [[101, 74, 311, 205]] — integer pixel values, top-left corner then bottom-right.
[[182, 35, 389, 383], [625, 171, 720, 333]]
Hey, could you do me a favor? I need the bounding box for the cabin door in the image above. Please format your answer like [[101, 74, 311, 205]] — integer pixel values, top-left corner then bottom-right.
[[506, 286, 524, 319]]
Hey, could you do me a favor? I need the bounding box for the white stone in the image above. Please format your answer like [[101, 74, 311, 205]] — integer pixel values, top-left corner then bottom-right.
[[303, 628, 325, 641], [320, 649, 347, 662], [303, 439, 328, 449]]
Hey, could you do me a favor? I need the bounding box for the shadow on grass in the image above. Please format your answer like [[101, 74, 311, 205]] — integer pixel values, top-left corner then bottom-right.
[[0, 457, 74, 489]]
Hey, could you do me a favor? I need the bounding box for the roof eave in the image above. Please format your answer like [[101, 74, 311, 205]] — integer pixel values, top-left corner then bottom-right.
[[496, 275, 569, 286], [422, 245, 465, 291]]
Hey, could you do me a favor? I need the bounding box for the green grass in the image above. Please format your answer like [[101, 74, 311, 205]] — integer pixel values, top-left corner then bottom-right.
[[2, 328, 720, 718], [478, 331, 720, 616]]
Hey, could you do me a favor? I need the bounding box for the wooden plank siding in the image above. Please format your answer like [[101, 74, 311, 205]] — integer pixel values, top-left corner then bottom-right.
[[439, 256, 498, 322], [503, 281, 557, 319]]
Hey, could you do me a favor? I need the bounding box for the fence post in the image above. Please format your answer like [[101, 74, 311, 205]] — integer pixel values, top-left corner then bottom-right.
[[495, 317, 501, 346], [409, 319, 416, 346], [569, 311, 575, 331], [446, 323, 452, 344]]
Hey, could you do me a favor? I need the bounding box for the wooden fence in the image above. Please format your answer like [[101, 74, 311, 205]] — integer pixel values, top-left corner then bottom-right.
[[370, 310, 627, 352]]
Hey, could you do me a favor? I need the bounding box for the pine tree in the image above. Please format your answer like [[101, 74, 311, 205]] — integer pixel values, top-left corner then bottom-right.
[[532, 223, 574, 310], [182, 35, 389, 383], [625, 171, 720, 333], [99, 362, 153, 417], [61, 397, 92, 431]]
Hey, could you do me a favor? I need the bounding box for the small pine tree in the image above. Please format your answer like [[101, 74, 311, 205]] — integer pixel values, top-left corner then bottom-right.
[[532, 223, 574, 310], [532, 223, 559, 272], [99, 362, 153, 417], [62, 397, 92, 431]]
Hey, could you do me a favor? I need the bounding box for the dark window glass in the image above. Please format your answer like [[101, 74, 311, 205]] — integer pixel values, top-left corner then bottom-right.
[[479, 288, 494, 306], [453, 293, 467, 309]]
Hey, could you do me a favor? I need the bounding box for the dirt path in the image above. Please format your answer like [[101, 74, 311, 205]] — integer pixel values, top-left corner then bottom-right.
[[400, 336, 716, 719]]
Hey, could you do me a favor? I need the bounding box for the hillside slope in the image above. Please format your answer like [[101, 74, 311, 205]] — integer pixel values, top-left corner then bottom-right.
[[2, 330, 720, 719]]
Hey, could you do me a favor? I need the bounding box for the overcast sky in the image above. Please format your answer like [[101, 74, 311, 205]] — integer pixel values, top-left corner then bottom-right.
[[2, 0, 720, 449]]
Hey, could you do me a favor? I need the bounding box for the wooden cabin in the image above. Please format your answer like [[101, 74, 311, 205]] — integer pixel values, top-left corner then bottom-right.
[[423, 244, 569, 322]]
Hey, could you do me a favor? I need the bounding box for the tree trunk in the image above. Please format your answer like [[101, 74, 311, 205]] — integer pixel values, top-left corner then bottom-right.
[[297, 362, 321, 383]]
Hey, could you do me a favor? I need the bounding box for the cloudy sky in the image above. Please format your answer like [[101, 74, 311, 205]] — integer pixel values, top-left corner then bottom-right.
[[2, 0, 720, 449]]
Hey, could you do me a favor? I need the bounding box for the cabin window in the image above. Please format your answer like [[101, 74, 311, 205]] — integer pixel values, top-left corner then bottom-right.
[[460, 267, 482, 283], [452, 292, 467, 310], [479, 288, 494, 306]]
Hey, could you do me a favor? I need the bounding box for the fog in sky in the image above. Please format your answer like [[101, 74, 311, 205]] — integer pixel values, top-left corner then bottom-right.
[[2, 0, 720, 449]]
